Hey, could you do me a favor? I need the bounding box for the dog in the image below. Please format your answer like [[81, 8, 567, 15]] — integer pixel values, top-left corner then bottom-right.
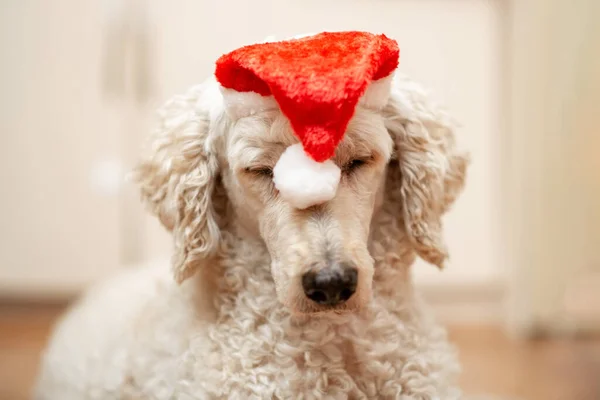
[[35, 63, 468, 398]]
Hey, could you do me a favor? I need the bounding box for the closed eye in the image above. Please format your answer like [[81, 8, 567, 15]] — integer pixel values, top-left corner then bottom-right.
[[244, 166, 273, 178], [343, 158, 370, 173]]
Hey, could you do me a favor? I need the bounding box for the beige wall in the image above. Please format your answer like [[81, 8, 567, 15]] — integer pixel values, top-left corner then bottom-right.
[[0, 2, 123, 295], [0, 1, 504, 304], [504, 0, 600, 335]]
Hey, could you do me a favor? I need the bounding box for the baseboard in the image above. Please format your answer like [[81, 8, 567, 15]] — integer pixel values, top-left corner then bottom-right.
[[0, 282, 82, 302], [417, 278, 506, 325], [1, 264, 507, 326]]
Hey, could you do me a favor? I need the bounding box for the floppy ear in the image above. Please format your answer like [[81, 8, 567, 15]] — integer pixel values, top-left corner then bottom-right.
[[383, 74, 469, 268], [133, 80, 224, 283]]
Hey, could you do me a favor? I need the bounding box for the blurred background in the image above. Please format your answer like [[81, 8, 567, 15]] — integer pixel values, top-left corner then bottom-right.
[[0, 0, 598, 399]]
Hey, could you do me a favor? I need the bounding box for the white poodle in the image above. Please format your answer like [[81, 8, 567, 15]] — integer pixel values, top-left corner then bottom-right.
[[35, 63, 468, 398]]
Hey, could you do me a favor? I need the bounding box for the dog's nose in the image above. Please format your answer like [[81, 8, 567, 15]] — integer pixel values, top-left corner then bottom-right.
[[302, 265, 358, 306]]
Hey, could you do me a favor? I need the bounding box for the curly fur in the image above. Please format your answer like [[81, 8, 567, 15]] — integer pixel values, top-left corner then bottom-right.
[[35, 73, 468, 399]]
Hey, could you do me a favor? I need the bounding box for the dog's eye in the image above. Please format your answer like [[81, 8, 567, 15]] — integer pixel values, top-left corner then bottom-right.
[[343, 159, 368, 173], [245, 166, 273, 178]]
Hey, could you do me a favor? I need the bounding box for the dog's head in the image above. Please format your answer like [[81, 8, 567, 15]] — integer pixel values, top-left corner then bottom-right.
[[134, 72, 468, 314]]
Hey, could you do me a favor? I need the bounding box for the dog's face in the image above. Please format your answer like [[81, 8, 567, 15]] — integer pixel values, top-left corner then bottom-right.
[[223, 110, 392, 313], [135, 75, 468, 314]]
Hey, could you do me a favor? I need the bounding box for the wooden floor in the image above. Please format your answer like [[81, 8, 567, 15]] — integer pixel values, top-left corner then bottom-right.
[[1, 304, 599, 400]]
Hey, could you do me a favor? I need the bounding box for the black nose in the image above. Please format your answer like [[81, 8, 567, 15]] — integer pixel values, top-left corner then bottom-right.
[[302, 265, 358, 306]]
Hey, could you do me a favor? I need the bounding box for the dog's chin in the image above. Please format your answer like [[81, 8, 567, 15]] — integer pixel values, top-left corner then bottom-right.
[[292, 302, 360, 316], [280, 289, 371, 316]]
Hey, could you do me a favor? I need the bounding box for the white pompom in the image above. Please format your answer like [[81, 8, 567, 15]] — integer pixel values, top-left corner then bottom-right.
[[272, 144, 341, 209]]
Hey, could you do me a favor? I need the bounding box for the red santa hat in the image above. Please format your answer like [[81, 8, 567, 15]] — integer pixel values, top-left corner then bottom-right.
[[215, 31, 399, 209]]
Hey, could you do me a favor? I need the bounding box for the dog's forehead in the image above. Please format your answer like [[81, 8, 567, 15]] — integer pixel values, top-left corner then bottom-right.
[[227, 113, 292, 162], [339, 110, 393, 160], [227, 108, 391, 165]]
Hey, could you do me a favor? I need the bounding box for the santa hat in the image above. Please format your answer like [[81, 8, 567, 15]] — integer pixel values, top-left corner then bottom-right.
[[215, 31, 399, 209]]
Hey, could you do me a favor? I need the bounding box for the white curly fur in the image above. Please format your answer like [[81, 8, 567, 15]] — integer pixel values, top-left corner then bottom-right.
[[35, 73, 469, 399]]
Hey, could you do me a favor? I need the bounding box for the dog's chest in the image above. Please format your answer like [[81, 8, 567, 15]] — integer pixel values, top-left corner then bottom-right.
[[126, 288, 456, 399], [179, 299, 430, 399]]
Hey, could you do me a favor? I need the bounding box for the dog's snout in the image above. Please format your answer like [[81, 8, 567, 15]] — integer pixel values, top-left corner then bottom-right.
[[302, 264, 358, 306]]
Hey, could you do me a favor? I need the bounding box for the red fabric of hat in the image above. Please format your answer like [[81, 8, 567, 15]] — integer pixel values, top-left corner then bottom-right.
[[215, 31, 400, 162]]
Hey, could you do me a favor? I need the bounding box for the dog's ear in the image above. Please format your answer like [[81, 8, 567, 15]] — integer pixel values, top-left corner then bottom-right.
[[133, 81, 224, 283], [383, 74, 469, 268]]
